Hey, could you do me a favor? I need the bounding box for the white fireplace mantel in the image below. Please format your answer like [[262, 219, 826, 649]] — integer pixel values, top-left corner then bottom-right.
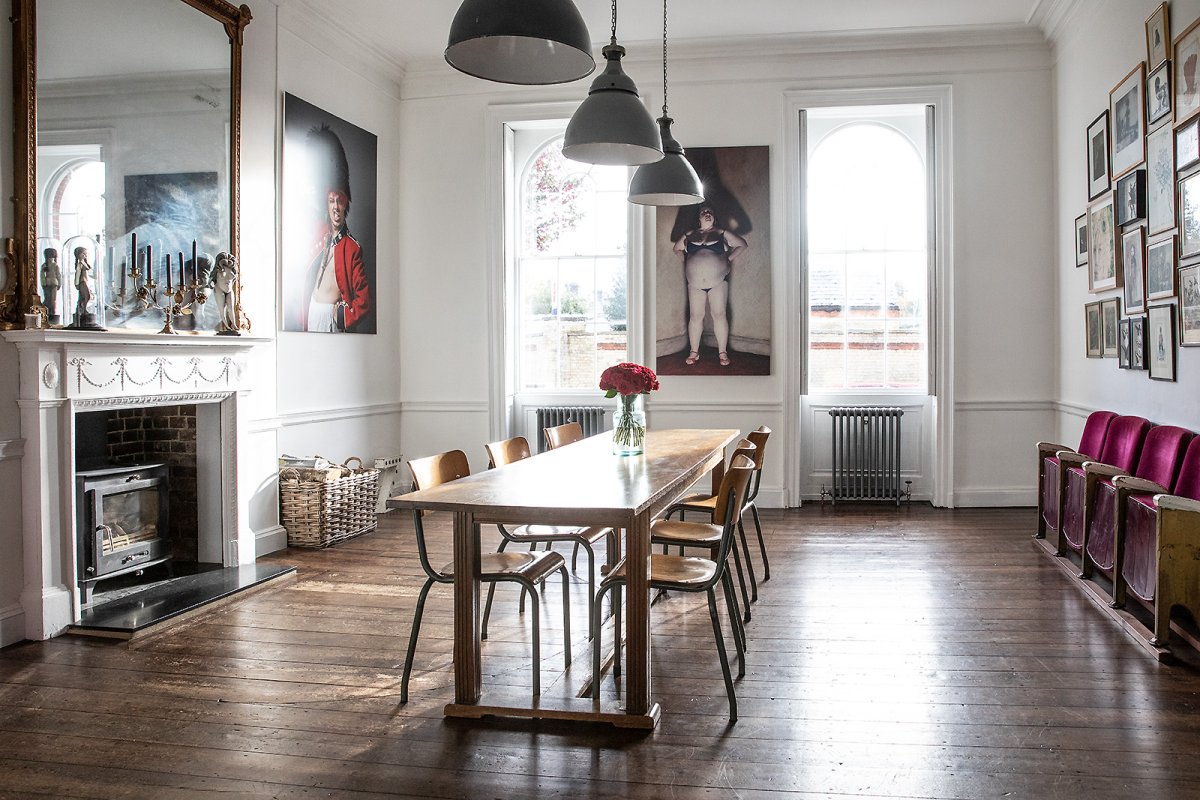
[[2, 329, 270, 640]]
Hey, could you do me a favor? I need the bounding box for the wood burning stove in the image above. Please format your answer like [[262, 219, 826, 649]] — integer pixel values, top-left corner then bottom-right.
[[75, 463, 171, 605]]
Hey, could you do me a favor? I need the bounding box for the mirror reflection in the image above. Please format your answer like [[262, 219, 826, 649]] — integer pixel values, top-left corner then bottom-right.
[[36, 0, 232, 329]]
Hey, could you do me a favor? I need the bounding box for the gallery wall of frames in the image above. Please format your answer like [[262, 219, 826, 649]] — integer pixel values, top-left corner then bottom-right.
[[1079, 1, 1200, 381]]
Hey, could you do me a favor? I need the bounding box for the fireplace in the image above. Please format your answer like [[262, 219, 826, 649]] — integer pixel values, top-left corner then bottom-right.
[[1, 328, 278, 641], [75, 463, 171, 604]]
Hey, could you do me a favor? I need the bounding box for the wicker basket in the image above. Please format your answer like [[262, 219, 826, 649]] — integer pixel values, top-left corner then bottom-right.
[[280, 456, 380, 548]]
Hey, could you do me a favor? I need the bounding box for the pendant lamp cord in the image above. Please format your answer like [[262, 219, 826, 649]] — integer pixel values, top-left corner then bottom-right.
[[661, 0, 670, 117], [610, 0, 618, 46]]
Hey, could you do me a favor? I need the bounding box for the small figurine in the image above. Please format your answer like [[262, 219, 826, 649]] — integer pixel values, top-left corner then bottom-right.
[[66, 246, 103, 330], [40, 248, 61, 322], [209, 251, 239, 334]]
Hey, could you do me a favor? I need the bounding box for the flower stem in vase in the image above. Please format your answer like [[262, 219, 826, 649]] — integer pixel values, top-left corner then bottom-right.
[[612, 393, 646, 456]]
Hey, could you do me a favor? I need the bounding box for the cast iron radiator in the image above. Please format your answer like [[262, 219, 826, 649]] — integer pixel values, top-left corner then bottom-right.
[[822, 406, 908, 505], [534, 405, 606, 452]]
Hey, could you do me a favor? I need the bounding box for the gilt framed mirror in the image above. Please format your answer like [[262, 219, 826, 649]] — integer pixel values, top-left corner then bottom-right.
[[3, 0, 251, 332]]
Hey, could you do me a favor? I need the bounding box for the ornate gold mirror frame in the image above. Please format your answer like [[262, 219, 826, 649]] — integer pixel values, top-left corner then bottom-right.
[[2, 0, 252, 331]]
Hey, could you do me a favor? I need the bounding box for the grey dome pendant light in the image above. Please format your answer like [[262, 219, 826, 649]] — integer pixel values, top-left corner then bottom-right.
[[562, 0, 663, 166], [445, 0, 595, 85], [628, 0, 703, 205]]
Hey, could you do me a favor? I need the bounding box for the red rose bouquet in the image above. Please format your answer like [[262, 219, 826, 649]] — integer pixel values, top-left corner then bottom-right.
[[600, 362, 659, 454]]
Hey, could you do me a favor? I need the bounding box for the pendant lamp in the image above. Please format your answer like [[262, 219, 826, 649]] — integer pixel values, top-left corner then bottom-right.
[[562, 0, 663, 166], [445, 0, 595, 85], [628, 0, 703, 205]]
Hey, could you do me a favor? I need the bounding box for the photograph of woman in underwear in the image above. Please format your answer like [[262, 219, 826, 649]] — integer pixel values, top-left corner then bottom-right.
[[655, 145, 771, 376]]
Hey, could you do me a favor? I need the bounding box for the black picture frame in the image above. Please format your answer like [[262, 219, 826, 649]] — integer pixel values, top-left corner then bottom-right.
[[1116, 169, 1146, 225], [1131, 314, 1148, 369], [1075, 213, 1088, 267], [1147, 61, 1172, 125], [1087, 111, 1111, 200], [1086, 301, 1103, 358], [1118, 318, 1133, 368]]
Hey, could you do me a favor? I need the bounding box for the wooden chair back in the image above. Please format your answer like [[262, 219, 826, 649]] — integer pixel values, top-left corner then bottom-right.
[[485, 436, 532, 468], [713, 443, 755, 524], [544, 422, 584, 450], [746, 426, 771, 470], [405, 449, 472, 580]]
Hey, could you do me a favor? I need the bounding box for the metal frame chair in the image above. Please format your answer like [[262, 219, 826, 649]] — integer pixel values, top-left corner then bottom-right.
[[401, 449, 571, 703]]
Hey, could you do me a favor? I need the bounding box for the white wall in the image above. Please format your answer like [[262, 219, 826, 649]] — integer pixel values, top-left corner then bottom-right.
[[398, 30, 1057, 506], [1053, 1, 1200, 442]]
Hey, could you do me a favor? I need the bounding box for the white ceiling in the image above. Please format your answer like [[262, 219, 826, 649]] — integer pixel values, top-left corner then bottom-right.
[[285, 0, 1055, 73]]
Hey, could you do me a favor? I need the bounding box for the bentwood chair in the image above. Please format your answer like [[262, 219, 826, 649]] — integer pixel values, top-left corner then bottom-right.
[[482, 436, 615, 640], [401, 449, 571, 704], [544, 421, 585, 451], [654, 439, 757, 625], [592, 454, 755, 722]]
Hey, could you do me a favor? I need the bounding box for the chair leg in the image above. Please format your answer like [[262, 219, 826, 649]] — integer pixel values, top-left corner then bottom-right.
[[728, 539, 752, 623], [526, 585, 541, 697], [581, 541, 597, 641], [613, 583, 623, 679], [750, 503, 770, 581], [592, 581, 619, 700], [722, 570, 747, 676], [400, 577, 436, 704], [706, 587, 738, 723], [481, 539, 509, 641], [737, 518, 759, 602], [559, 565, 572, 668], [572, 542, 581, 571]]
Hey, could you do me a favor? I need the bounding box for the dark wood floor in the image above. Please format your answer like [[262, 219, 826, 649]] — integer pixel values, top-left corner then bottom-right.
[[5, 505, 1200, 798]]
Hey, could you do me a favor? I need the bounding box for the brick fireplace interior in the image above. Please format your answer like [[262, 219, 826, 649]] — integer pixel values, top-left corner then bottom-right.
[[75, 404, 204, 601]]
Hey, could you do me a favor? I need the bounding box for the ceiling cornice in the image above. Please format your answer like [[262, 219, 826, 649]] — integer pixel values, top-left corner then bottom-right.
[[1027, 0, 1086, 43], [276, 0, 406, 98]]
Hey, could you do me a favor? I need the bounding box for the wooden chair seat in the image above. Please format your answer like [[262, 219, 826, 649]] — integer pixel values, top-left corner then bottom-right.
[[605, 553, 719, 589], [439, 550, 567, 582], [650, 519, 722, 548], [671, 492, 718, 512], [507, 524, 610, 545]]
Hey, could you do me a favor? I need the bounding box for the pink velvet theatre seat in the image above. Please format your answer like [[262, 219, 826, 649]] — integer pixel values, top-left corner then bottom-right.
[[1057, 415, 1150, 556], [1114, 436, 1200, 647], [1037, 410, 1116, 540], [1082, 425, 1193, 579]]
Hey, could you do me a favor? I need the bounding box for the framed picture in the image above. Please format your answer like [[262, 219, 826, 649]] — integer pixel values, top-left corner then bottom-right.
[[1101, 296, 1121, 357], [1085, 301, 1103, 358], [1122, 226, 1146, 314], [1116, 169, 1146, 225], [1146, 235, 1176, 299], [1147, 62, 1172, 126], [1119, 318, 1133, 368], [1147, 124, 1176, 234], [1088, 193, 1120, 292], [1131, 314, 1148, 369], [1180, 170, 1200, 258], [1075, 213, 1088, 267], [1110, 64, 1146, 179], [1178, 118, 1200, 170], [1148, 303, 1177, 380], [281, 92, 379, 334], [1181, 262, 1200, 345], [1147, 3, 1171, 68], [1087, 111, 1111, 200], [1175, 17, 1200, 127]]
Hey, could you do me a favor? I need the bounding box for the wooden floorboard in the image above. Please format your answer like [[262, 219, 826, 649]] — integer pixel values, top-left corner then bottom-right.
[[8, 505, 1200, 797]]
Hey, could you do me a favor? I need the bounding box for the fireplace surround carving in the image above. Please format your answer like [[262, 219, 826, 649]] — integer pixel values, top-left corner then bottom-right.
[[2, 328, 268, 639]]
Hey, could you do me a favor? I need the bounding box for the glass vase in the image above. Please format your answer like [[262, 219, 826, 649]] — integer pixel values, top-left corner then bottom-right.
[[612, 393, 646, 456]]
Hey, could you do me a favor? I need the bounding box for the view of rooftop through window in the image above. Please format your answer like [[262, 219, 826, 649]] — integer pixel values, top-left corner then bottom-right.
[[517, 137, 628, 391], [806, 108, 929, 393]]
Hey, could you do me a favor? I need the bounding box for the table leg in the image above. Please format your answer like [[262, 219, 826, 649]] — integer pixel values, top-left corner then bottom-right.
[[624, 512, 652, 716], [452, 510, 481, 704]]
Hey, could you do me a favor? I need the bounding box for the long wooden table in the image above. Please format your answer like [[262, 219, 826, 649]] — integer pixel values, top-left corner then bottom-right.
[[387, 428, 740, 728]]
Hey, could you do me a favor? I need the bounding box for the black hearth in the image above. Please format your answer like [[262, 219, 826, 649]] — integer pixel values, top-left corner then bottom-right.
[[75, 463, 171, 605]]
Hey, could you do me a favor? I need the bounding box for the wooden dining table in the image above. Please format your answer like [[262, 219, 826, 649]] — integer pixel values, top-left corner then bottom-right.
[[387, 428, 740, 729]]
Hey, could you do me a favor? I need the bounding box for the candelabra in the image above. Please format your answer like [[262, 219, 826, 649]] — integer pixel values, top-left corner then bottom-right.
[[128, 243, 208, 335]]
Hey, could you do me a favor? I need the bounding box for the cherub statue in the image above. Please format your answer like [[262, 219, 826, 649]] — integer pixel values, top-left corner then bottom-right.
[[209, 251, 238, 333], [40, 248, 61, 320]]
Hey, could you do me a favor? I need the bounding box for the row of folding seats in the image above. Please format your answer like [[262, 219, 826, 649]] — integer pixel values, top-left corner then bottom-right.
[[1036, 411, 1200, 649]]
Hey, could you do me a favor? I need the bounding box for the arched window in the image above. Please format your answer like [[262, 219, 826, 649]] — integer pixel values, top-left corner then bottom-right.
[[515, 135, 628, 390], [807, 117, 928, 392], [42, 157, 105, 244]]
